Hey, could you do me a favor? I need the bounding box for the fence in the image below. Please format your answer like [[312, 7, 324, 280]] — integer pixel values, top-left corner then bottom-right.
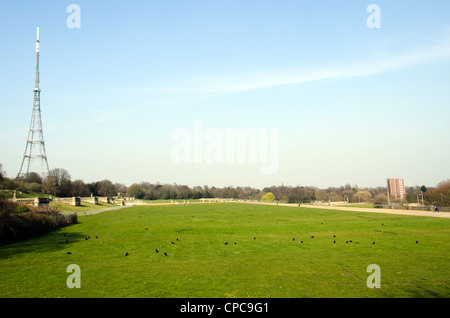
[[11, 197, 50, 207], [53, 197, 81, 206]]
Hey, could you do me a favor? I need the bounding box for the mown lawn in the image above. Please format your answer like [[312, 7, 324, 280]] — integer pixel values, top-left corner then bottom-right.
[[0, 203, 448, 298]]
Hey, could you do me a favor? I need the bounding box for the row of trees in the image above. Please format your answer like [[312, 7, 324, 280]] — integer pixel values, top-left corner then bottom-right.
[[0, 164, 448, 206], [0, 168, 124, 198], [127, 181, 449, 206]]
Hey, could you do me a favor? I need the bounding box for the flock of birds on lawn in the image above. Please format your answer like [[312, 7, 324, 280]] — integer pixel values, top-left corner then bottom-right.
[[63, 221, 420, 257]]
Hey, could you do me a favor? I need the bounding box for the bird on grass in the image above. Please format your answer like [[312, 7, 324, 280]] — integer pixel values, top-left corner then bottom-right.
[[156, 249, 159, 253], [301, 241, 303, 243], [311, 236, 314, 238], [416, 241, 419, 244], [234, 242, 237, 245], [224, 242, 228, 245], [292, 238, 295, 241], [125, 252, 129, 256], [95, 236, 99, 239], [171, 241, 175, 245], [164, 252, 168, 256], [373, 242, 375, 245], [67, 252, 72, 255], [333, 241, 336, 244], [176, 238, 179, 241], [254, 237, 256, 240], [85, 237, 88, 240]]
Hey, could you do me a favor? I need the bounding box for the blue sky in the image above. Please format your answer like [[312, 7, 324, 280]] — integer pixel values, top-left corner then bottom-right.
[[1, 1, 449, 189]]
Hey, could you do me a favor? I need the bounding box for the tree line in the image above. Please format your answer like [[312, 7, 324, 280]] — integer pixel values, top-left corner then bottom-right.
[[0, 165, 448, 206]]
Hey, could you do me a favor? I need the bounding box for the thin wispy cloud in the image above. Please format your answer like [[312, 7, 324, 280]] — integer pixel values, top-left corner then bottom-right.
[[122, 30, 450, 95]]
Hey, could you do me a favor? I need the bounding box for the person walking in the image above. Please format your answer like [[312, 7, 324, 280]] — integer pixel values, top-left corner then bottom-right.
[[434, 204, 440, 213]]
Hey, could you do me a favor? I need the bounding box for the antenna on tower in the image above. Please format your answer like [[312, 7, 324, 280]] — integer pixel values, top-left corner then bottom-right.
[[17, 27, 50, 178]]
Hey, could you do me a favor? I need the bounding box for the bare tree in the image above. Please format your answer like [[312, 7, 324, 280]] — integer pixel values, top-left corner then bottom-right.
[[72, 180, 90, 197], [436, 179, 450, 188], [24, 172, 43, 184], [98, 180, 117, 197], [44, 168, 72, 197], [0, 164, 4, 188]]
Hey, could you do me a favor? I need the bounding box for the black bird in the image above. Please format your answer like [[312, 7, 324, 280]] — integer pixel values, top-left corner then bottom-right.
[[382, 224, 384, 226], [225, 242, 228, 245], [164, 252, 168, 256], [171, 241, 175, 245], [349, 240, 352, 243], [176, 238, 179, 241], [416, 241, 418, 244], [333, 235, 336, 237], [85, 237, 88, 240], [234, 242, 237, 245], [254, 237, 256, 240], [88, 237, 90, 239], [333, 241, 336, 244], [63, 234, 67, 237], [346, 241, 348, 244], [373, 242, 375, 245], [156, 249, 159, 253], [125, 252, 129, 256], [292, 238, 295, 241], [311, 236, 314, 238], [95, 236, 99, 239], [67, 252, 72, 255], [301, 241, 303, 243]]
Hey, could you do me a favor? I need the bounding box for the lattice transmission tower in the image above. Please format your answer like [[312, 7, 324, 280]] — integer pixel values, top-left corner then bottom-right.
[[17, 27, 50, 178]]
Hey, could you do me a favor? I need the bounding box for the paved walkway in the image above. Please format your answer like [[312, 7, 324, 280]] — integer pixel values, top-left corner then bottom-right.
[[61, 204, 136, 216]]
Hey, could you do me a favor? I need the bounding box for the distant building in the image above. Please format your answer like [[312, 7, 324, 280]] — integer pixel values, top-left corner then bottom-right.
[[386, 178, 406, 201]]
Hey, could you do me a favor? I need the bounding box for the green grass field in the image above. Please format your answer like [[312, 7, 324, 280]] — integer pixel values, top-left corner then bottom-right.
[[0, 203, 449, 298]]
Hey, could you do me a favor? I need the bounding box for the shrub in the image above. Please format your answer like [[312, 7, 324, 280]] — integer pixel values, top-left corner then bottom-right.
[[15, 205, 30, 213], [0, 194, 77, 245], [261, 192, 275, 202]]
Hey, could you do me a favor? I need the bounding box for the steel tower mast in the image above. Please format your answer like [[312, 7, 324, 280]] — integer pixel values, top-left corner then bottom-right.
[[17, 27, 50, 178]]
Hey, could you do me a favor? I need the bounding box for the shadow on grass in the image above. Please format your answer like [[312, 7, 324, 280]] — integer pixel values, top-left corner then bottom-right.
[[0, 230, 88, 259], [409, 285, 450, 298]]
